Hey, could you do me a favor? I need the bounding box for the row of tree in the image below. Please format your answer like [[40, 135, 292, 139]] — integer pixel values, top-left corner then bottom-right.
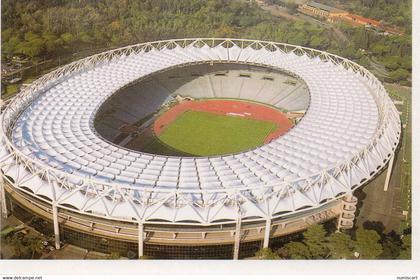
[[337, 22, 411, 83], [1, 0, 411, 84], [255, 223, 411, 260], [2, 0, 335, 60]]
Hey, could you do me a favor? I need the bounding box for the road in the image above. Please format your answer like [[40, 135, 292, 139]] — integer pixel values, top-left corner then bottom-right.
[[258, 3, 301, 21]]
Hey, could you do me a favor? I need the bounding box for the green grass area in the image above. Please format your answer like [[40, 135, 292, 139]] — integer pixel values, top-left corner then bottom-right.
[[6, 84, 19, 94], [385, 83, 412, 232], [157, 110, 277, 156]]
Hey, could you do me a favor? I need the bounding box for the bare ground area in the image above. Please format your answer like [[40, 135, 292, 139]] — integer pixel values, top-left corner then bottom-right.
[[354, 156, 405, 234], [1, 213, 124, 260], [258, 4, 300, 21], [354, 84, 411, 234]]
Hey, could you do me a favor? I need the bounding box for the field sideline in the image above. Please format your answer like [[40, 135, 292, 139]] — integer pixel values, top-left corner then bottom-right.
[[157, 110, 277, 156]]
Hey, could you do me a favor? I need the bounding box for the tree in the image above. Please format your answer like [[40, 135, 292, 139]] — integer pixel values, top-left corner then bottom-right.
[[353, 27, 370, 50], [214, 24, 236, 38], [310, 35, 328, 49], [16, 39, 44, 58], [283, 1, 298, 13], [6, 232, 44, 259], [327, 232, 355, 259], [288, 32, 309, 46], [398, 234, 411, 259], [77, 31, 93, 44], [7, 234, 31, 258], [385, 62, 400, 71], [371, 43, 390, 56], [2, 36, 21, 57], [355, 228, 383, 259], [380, 235, 401, 259], [361, 0, 378, 8], [14, 31, 45, 58], [254, 248, 280, 260], [303, 224, 329, 259], [280, 241, 311, 259], [358, 56, 370, 68], [388, 68, 409, 82], [60, 33, 75, 44], [42, 33, 61, 53], [24, 233, 44, 259], [400, 56, 412, 71], [382, 56, 401, 71]]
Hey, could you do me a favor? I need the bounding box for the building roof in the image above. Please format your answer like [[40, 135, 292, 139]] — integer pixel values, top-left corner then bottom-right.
[[0, 39, 401, 225]]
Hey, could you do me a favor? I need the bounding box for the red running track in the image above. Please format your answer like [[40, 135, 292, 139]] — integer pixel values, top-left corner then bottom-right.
[[154, 99, 293, 144]]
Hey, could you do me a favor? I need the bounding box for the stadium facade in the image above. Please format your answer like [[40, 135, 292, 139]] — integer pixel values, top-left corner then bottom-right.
[[0, 39, 401, 259]]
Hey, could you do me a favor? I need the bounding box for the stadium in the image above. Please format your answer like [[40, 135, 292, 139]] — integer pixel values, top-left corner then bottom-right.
[[0, 38, 401, 259]]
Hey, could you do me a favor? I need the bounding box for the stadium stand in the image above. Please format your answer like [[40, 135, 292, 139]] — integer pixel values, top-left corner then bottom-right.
[[0, 40, 400, 258], [96, 63, 309, 140]]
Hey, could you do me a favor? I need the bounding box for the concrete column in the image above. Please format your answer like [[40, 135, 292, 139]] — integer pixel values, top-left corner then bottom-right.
[[0, 174, 9, 218], [263, 218, 271, 248], [9, 198, 14, 213], [233, 215, 242, 260], [52, 204, 61, 250], [337, 194, 357, 232], [384, 154, 395, 192], [138, 222, 144, 258], [343, 193, 353, 202]]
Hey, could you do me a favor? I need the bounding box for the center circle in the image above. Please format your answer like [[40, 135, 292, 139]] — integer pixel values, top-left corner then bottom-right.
[[94, 62, 310, 157]]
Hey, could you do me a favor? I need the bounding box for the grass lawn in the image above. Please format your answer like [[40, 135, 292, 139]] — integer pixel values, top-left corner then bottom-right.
[[4, 84, 19, 97], [385, 83, 412, 232], [157, 110, 277, 156]]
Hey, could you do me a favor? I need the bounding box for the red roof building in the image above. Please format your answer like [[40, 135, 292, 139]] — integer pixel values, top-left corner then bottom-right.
[[341, 14, 381, 27]]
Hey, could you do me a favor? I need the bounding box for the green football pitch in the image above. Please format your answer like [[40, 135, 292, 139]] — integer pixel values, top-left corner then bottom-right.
[[156, 110, 277, 156]]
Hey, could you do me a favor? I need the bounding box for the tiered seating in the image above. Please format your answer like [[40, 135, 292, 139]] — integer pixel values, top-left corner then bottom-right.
[[96, 62, 311, 138], [4, 40, 391, 224], [274, 84, 309, 111]]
